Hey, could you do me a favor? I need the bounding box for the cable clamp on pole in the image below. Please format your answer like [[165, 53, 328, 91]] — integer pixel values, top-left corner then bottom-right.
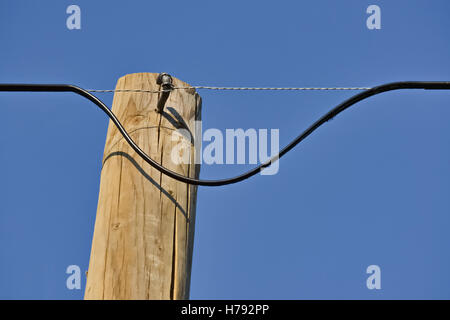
[[156, 73, 174, 113]]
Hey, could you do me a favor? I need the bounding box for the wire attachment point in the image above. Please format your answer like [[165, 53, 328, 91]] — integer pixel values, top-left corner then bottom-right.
[[156, 73, 174, 113]]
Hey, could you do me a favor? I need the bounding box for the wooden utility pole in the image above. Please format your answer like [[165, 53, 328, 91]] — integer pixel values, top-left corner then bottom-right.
[[85, 73, 202, 300]]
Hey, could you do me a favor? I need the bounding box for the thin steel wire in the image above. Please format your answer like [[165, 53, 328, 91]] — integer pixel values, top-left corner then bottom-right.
[[87, 86, 372, 94]]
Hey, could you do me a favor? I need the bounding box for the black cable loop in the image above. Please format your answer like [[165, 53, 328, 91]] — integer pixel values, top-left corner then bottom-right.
[[1, 81, 449, 186]]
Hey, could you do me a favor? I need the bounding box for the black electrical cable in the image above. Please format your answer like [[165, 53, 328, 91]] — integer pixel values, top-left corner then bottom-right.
[[1, 81, 449, 186]]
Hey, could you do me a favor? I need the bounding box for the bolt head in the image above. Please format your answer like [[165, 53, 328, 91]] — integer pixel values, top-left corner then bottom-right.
[[156, 73, 173, 87]]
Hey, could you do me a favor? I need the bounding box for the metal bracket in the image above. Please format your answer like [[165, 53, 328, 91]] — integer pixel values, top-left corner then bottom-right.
[[156, 73, 174, 113]]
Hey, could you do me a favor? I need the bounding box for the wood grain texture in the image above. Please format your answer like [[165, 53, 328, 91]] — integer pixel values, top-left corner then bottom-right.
[[85, 73, 201, 300]]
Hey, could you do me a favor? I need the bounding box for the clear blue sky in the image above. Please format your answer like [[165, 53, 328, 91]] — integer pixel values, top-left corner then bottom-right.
[[1, 0, 449, 299]]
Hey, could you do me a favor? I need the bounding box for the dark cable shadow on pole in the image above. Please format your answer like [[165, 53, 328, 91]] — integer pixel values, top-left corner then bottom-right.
[[102, 150, 189, 221]]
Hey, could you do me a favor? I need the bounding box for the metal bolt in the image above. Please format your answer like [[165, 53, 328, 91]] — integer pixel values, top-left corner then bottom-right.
[[156, 73, 174, 113]]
